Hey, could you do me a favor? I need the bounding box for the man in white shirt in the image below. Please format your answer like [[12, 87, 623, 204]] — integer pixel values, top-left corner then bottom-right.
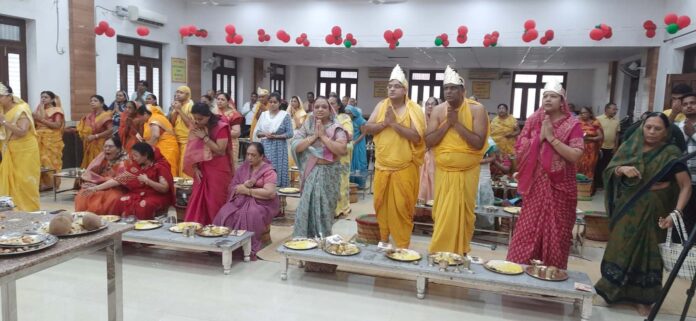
[[239, 92, 258, 137], [130, 80, 151, 107], [676, 92, 696, 240]]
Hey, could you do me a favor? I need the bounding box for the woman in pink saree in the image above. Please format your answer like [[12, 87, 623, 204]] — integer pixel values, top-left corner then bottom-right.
[[213, 142, 279, 257], [506, 80, 584, 269], [184, 103, 232, 225], [74, 136, 128, 215]]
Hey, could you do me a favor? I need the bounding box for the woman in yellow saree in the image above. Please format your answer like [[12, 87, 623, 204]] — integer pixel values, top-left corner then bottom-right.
[[77, 95, 113, 169], [138, 95, 180, 177], [490, 103, 519, 157], [33, 91, 65, 191], [328, 96, 353, 217], [0, 83, 41, 211]]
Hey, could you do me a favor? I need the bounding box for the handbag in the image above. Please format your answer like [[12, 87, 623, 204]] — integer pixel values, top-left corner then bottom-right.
[[659, 211, 696, 280]]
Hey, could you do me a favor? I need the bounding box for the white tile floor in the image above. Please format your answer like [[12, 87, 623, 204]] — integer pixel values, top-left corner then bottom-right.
[[3, 188, 693, 321]]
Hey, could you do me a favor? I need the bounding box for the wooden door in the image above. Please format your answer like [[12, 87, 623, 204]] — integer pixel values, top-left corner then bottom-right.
[[664, 73, 696, 110]]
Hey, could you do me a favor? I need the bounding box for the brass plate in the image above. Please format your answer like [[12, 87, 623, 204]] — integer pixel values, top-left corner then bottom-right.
[[196, 225, 231, 237], [283, 239, 318, 250], [429, 252, 463, 266], [483, 260, 524, 275], [524, 265, 569, 281], [134, 220, 163, 231], [0, 234, 58, 256], [323, 243, 361, 256], [385, 249, 422, 262], [168, 222, 203, 233], [0, 232, 46, 247]]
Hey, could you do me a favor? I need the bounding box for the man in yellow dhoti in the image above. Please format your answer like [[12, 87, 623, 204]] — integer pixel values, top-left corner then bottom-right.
[[425, 66, 489, 255], [170, 86, 194, 177], [0, 83, 41, 211], [249, 87, 270, 141], [365, 65, 425, 249], [490, 103, 519, 157]]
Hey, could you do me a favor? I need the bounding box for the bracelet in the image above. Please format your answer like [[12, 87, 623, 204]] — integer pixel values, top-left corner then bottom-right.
[[673, 209, 683, 217]]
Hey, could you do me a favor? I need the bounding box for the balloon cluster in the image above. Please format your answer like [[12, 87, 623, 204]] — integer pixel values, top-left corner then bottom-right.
[[136, 26, 150, 37], [324, 26, 344, 46], [483, 31, 499, 47], [178, 25, 201, 38], [295, 33, 310, 47], [257, 29, 271, 42], [276, 30, 291, 43], [644, 20, 657, 38], [540, 30, 554, 45], [664, 13, 691, 34], [343, 34, 357, 48], [434, 33, 450, 47], [94, 21, 116, 38], [456, 26, 468, 44], [383, 28, 403, 50], [522, 20, 538, 43], [224, 24, 243, 44], [589, 24, 612, 41]]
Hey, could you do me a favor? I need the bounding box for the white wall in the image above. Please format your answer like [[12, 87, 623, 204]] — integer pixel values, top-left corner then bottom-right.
[[3, 0, 71, 119]]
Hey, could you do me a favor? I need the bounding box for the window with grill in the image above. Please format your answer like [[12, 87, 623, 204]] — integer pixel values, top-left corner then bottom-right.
[[510, 71, 567, 120], [269, 63, 286, 98], [0, 16, 27, 101], [116, 36, 162, 104], [212, 54, 237, 103], [317, 68, 358, 99], [408, 70, 444, 105]]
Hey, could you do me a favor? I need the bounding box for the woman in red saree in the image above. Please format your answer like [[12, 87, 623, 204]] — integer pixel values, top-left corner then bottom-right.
[[74, 136, 129, 214], [83, 142, 174, 219], [184, 103, 233, 225], [214, 142, 279, 257], [577, 106, 603, 193], [117, 101, 140, 154], [214, 93, 243, 176], [506, 80, 584, 269]]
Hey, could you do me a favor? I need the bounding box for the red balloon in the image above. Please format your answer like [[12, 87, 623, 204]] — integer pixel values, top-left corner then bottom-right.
[[394, 28, 403, 39], [522, 32, 533, 43], [276, 30, 286, 41], [105, 27, 116, 38], [94, 26, 105, 35], [491, 31, 500, 38], [389, 43, 396, 50], [296, 37, 303, 44], [226, 35, 234, 44], [351, 38, 357, 46], [325, 34, 334, 44], [643, 20, 656, 30], [225, 24, 236, 35], [200, 30, 208, 38], [524, 29, 538, 42], [457, 35, 467, 44], [258, 35, 265, 42], [544, 29, 554, 40], [257, 29, 265, 36], [440, 33, 448, 40], [646, 29, 656, 38], [383, 30, 393, 42], [458, 26, 468, 35], [483, 38, 491, 47], [524, 19, 535, 30], [442, 39, 450, 47], [334, 37, 343, 45], [264, 34, 270, 41], [604, 27, 613, 39], [98, 21, 109, 30], [491, 35, 498, 43], [179, 27, 189, 37], [233, 34, 243, 44], [599, 24, 610, 34], [346, 33, 353, 40], [303, 39, 310, 47], [300, 33, 307, 39], [589, 28, 604, 41], [665, 13, 679, 25], [484, 33, 491, 40], [678, 16, 691, 29], [331, 26, 342, 37], [540, 37, 548, 45], [188, 25, 197, 34]]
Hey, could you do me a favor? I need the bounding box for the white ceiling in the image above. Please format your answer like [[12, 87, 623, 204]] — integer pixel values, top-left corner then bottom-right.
[[203, 46, 647, 69]]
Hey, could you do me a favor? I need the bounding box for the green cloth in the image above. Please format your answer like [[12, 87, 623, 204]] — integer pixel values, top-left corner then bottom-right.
[[595, 122, 683, 305]]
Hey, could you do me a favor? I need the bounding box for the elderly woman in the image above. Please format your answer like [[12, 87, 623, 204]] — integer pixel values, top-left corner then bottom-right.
[[75, 136, 129, 214], [34, 91, 65, 191], [254, 92, 293, 187], [118, 101, 140, 154], [0, 82, 41, 211], [291, 96, 348, 238], [86, 142, 174, 219], [77, 95, 113, 168], [137, 98, 179, 176], [214, 143, 279, 257], [595, 113, 692, 316], [577, 106, 603, 193], [506, 80, 584, 270], [328, 96, 353, 217], [183, 103, 232, 225]]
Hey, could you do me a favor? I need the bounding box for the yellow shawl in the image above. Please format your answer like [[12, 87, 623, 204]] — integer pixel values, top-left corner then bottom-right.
[[373, 98, 426, 170]]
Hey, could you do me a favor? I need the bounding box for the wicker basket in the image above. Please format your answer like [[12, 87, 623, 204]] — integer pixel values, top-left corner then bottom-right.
[[584, 215, 609, 241], [356, 214, 380, 244], [349, 183, 359, 203], [577, 180, 593, 200]]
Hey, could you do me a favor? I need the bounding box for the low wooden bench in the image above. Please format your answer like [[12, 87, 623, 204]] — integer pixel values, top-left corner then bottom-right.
[[123, 223, 253, 274], [278, 244, 595, 321]]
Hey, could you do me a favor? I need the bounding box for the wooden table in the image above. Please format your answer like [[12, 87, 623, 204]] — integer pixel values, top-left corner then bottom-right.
[[122, 223, 253, 274], [277, 244, 595, 321], [277, 189, 301, 216], [0, 211, 131, 321], [52, 168, 84, 201]]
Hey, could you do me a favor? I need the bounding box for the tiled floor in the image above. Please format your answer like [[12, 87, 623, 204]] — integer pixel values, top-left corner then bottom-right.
[[3, 187, 693, 320]]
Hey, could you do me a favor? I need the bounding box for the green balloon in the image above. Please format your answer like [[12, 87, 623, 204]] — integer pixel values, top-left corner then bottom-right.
[[344, 40, 352, 48], [396, 41, 400, 47], [491, 43, 497, 47], [434, 37, 443, 46], [667, 23, 679, 34]]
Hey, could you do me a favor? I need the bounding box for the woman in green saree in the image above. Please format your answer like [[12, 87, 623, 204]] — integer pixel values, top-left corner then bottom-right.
[[595, 113, 692, 316]]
